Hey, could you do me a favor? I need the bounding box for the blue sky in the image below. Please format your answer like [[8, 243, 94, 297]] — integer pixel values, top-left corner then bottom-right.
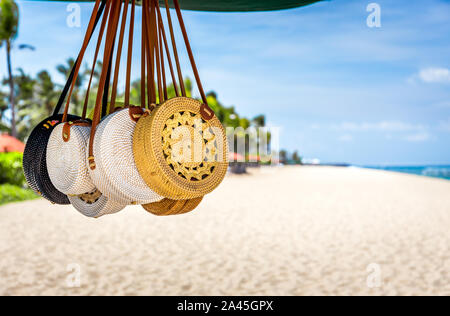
[[2, 0, 450, 165]]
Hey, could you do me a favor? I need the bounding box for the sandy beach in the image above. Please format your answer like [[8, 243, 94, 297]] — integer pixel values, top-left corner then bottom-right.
[[0, 166, 449, 296]]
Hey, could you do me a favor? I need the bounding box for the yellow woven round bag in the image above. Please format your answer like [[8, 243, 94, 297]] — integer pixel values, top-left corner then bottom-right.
[[143, 197, 203, 216], [133, 97, 228, 200]]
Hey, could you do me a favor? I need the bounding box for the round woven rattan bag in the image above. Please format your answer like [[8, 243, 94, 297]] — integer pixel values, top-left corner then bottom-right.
[[133, 97, 228, 200], [47, 122, 96, 196], [23, 114, 80, 204], [23, 0, 104, 205], [89, 108, 163, 204], [68, 188, 126, 218], [143, 196, 203, 216]]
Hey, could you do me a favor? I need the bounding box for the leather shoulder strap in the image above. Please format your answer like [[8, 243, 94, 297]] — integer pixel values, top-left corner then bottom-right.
[[62, 0, 103, 122], [53, 0, 106, 116]]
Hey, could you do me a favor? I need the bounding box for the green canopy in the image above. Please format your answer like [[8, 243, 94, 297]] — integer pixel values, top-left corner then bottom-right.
[[33, 0, 323, 12]]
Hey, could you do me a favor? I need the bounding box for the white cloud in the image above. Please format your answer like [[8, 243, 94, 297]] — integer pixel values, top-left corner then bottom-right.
[[404, 132, 431, 142], [438, 119, 450, 132], [418, 67, 450, 84], [323, 121, 435, 142], [333, 121, 426, 132], [432, 100, 450, 109], [338, 134, 354, 142]]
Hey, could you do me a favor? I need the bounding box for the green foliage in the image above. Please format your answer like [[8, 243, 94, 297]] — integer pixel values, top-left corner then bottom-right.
[[0, 89, 8, 126], [252, 115, 266, 127], [0, 152, 25, 186], [292, 151, 303, 165], [0, 184, 37, 205], [57, 58, 86, 115], [279, 150, 288, 164], [239, 118, 251, 129], [0, 0, 19, 44]]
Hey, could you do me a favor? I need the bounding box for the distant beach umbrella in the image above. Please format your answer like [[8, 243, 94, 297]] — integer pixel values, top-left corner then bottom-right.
[[29, 0, 322, 12], [229, 152, 245, 162], [0, 133, 25, 153]]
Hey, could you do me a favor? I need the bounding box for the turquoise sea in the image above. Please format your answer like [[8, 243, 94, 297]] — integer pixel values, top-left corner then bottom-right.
[[363, 165, 450, 181]]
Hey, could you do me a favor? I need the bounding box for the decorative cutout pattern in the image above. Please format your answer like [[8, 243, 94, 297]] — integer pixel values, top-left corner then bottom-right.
[[161, 111, 219, 182], [78, 189, 102, 205]]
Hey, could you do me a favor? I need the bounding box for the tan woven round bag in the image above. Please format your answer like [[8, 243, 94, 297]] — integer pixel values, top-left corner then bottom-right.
[[133, 97, 228, 200], [143, 196, 203, 216]]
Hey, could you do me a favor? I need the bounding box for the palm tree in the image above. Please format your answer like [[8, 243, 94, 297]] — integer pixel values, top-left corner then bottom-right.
[[0, 0, 19, 137], [34, 71, 58, 115], [252, 115, 266, 128], [57, 58, 83, 87], [57, 58, 88, 114], [279, 150, 288, 164], [292, 151, 302, 165], [14, 68, 36, 140], [0, 89, 8, 131], [84, 60, 103, 86], [0, 90, 7, 117]]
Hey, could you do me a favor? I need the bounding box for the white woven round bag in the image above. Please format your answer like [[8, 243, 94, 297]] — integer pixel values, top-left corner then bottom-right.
[[88, 108, 163, 205], [68, 188, 126, 218], [47, 123, 95, 195]]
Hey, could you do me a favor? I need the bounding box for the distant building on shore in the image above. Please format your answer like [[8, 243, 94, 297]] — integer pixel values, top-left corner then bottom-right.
[[302, 158, 321, 165]]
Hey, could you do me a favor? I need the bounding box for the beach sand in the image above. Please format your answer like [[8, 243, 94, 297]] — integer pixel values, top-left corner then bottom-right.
[[0, 166, 449, 296]]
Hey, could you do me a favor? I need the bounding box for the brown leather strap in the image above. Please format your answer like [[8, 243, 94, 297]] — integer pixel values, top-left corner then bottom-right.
[[103, 2, 122, 116], [173, 0, 214, 120], [110, 0, 128, 113], [88, 0, 122, 170], [62, 120, 92, 143], [128, 106, 145, 122], [151, 0, 164, 104], [62, 121, 73, 143], [164, 0, 185, 96], [124, 0, 136, 107], [156, 1, 178, 97], [144, 0, 156, 106], [62, 0, 102, 123], [143, 0, 151, 106], [82, 0, 111, 119], [141, 0, 146, 109], [159, 22, 168, 101]]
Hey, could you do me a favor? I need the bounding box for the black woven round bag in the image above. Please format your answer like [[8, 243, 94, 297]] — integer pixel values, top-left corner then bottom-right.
[[23, 114, 81, 204]]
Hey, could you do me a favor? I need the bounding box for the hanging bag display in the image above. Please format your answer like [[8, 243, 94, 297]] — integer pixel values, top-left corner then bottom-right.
[[23, 0, 106, 204], [88, 0, 163, 205], [137, 0, 208, 216], [25, 0, 229, 218], [133, 0, 228, 201], [67, 0, 127, 218], [46, 0, 107, 197]]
